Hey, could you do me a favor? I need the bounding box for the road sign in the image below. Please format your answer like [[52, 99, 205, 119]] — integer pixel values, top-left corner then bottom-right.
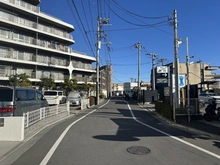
[[172, 74, 186, 88], [179, 75, 185, 87], [164, 87, 170, 96], [157, 78, 168, 83], [156, 66, 168, 73], [161, 73, 168, 77]]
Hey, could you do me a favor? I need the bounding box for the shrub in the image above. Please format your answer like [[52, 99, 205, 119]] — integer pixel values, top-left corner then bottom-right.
[[155, 102, 173, 121], [99, 93, 105, 99]]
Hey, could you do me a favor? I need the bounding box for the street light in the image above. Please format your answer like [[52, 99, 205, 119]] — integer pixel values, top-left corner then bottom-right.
[[11, 67, 17, 116]]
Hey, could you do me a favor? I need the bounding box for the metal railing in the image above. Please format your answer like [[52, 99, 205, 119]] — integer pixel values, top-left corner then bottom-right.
[[24, 103, 70, 139], [2, 0, 40, 13], [173, 98, 201, 122]]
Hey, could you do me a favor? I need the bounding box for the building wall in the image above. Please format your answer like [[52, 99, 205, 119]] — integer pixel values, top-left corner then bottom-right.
[[124, 82, 137, 97], [179, 63, 211, 85], [100, 65, 112, 97], [0, 0, 96, 86]]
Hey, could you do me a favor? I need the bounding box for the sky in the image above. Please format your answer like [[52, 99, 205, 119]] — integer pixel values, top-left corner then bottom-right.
[[39, 0, 220, 83]]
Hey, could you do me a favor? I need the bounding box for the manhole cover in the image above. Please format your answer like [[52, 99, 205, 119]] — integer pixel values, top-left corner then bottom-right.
[[127, 146, 150, 155]]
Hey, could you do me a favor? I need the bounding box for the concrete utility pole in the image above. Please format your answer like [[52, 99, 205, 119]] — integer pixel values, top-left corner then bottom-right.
[[147, 53, 158, 90], [173, 9, 180, 108], [135, 42, 141, 100], [186, 37, 194, 122], [158, 58, 166, 66], [186, 37, 190, 110], [96, 17, 101, 105], [96, 17, 111, 105]]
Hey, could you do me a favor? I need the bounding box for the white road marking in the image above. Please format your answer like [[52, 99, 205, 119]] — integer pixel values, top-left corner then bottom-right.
[[127, 103, 220, 160], [40, 100, 110, 165], [41, 99, 220, 165]]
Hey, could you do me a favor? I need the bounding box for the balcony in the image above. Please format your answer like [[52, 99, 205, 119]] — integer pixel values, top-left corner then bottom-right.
[[0, 10, 74, 41], [1, 0, 40, 13], [0, 29, 73, 54]]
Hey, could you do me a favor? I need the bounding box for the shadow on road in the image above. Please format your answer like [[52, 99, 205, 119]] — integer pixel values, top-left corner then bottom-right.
[[92, 98, 220, 150]]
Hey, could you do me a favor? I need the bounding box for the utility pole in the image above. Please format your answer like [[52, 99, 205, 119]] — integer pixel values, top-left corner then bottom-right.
[[96, 17, 101, 105], [197, 60, 204, 93], [186, 37, 194, 123], [186, 37, 190, 111], [96, 17, 111, 105], [158, 58, 166, 66], [173, 9, 180, 108], [135, 42, 141, 100], [147, 53, 158, 90]]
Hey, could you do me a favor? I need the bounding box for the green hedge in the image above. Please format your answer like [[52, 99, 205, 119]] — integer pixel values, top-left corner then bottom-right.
[[155, 102, 173, 121]]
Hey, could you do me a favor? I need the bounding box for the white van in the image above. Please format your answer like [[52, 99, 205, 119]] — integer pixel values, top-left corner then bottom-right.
[[44, 90, 66, 105]]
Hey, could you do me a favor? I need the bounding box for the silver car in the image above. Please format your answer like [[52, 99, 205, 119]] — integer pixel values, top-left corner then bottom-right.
[[198, 92, 220, 104], [67, 91, 81, 106]]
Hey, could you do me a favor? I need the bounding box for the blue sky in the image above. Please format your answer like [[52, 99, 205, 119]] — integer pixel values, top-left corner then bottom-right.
[[40, 0, 220, 83]]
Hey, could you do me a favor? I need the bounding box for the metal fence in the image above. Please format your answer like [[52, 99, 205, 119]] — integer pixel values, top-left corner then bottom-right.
[[24, 103, 70, 139], [173, 98, 202, 122]]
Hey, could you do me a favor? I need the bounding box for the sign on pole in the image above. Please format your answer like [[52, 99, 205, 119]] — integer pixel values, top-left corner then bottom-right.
[[156, 66, 168, 73]]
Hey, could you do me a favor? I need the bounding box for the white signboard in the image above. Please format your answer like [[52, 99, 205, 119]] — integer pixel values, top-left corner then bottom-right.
[[157, 78, 168, 83], [157, 66, 168, 73], [172, 74, 186, 88]]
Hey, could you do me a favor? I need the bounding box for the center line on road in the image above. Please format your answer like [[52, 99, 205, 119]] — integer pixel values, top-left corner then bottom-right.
[[126, 102, 220, 160], [40, 100, 110, 165]]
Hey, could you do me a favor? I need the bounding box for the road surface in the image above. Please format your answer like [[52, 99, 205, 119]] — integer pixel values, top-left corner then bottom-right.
[[2, 97, 220, 165]]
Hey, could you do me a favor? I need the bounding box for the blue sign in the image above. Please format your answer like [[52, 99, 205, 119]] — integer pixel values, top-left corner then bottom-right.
[[179, 75, 185, 87]]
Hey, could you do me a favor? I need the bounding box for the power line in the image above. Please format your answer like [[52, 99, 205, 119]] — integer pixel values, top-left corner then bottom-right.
[[112, 0, 169, 19], [103, 0, 167, 27], [67, 0, 96, 57], [112, 61, 151, 66]]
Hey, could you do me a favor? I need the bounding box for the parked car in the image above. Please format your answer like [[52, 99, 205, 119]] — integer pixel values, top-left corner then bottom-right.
[[0, 86, 48, 116], [67, 91, 81, 106], [198, 92, 220, 104], [44, 90, 66, 105]]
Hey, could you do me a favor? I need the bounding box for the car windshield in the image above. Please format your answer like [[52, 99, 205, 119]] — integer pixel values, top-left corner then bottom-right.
[[44, 91, 57, 96], [68, 92, 80, 98]]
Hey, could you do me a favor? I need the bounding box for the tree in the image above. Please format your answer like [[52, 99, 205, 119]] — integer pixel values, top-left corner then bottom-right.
[[79, 82, 95, 97], [40, 77, 55, 90], [61, 78, 78, 95], [9, 73, 32, 87]]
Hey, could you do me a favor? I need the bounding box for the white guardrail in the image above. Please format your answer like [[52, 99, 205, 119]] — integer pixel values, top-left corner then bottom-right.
[[24, 102, 70, 139]]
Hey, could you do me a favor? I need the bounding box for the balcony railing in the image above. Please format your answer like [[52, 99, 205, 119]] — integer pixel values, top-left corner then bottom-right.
[[0, 28, 73, 53], [0, 10, 73, 40], [2, 0, 40, 13]]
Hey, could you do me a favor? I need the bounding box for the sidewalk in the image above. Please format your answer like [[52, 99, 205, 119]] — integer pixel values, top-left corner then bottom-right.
[[142, 103, 220, 138], [0, 100, 108, 162]]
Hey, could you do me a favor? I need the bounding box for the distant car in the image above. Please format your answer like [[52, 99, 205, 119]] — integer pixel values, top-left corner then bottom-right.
[[44, 90, 66, 105], [198, 92, 220, 104], [67, 91, 81, 106]]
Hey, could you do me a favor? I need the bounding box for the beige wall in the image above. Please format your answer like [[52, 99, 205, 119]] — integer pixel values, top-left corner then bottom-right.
[[178, 63, 211, 89]]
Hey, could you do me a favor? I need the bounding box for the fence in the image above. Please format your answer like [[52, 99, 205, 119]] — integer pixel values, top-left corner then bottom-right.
[[24, 103, 70, 139], [173, 98, 202, 122]]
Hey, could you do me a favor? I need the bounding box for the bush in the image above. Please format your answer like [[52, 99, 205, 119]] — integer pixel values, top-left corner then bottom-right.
[[155, 102, 173, 121], [99, 93, 105, 99]]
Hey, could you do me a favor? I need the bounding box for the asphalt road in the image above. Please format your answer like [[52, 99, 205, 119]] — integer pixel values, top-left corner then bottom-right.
[[3, 97, 220, 165]]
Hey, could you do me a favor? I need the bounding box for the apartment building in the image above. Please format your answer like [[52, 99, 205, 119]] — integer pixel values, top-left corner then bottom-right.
[[112, 83, 124, 96], [100, 65, 112, 97], [0, 0, 96, 86]]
